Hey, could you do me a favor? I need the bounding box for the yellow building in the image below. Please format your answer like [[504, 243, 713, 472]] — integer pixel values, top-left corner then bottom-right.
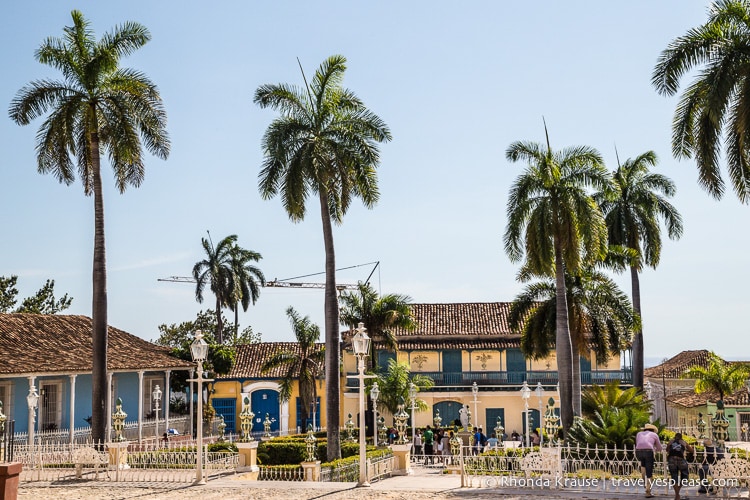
[[211, 342, 326, 435], [213, 302, 629, 438], [342, 302, 628, 437]]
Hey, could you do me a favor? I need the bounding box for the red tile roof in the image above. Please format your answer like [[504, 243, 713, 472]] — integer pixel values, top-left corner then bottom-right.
[[0, 313, 194, 375], [644, 350, 713, 379], [227, 342, 324, 379], [670, 387, 750, 408]]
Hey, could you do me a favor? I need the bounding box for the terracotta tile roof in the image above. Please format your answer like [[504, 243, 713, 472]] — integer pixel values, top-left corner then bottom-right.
[[0, 313, 194, 375], [670, 387, 750, 408], [644, 350, 713, 379], [226, 342, 324, 379], [644, 350, 750, 379], [391, 302, 515, 338], [376, 339, 521, 351]]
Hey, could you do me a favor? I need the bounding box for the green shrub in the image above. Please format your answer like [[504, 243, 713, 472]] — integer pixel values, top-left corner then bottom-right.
[[208, 442, 238, 452]]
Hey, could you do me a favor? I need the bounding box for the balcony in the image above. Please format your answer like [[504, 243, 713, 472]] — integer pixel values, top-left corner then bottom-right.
[[345, 369, 631, 389]]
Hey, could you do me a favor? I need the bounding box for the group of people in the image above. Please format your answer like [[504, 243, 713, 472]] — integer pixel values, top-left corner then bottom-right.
[[636, 422, 724, 499], [411, 425, 508, 464]]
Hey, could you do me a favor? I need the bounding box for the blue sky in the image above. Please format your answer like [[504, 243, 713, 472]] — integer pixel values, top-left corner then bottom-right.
[[1, 1, 747, 365]]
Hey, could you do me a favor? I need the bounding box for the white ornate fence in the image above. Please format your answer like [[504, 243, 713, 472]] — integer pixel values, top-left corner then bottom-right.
[[460, 444, 750, 498], [16, 438, 237, 483]]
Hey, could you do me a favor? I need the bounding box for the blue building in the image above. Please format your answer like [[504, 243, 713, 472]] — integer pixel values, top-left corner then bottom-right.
[[0, 313, 193, 439]]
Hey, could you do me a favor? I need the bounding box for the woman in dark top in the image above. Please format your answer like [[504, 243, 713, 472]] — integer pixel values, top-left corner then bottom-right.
[[667, 432, 693, 500]]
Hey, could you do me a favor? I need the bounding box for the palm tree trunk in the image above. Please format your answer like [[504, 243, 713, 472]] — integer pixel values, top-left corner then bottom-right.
[[554, 245, 575, 432], [630, 265, 644, 389], [319, 189, 341, 461], [234, 306, 239, 344], [215, 297, 223, 345], [90, 129, 108, 445]]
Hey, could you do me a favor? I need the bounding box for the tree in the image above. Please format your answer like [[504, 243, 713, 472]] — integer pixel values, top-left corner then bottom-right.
[[255, 55, 391, 460], [683, 351, 750, 401], [652, 0, 750, 202], [504, 129, 612, 432], [227, 244, 265, 337], [9, 10, 169, 443], [568, 381, 653, 447], [339, 282, 416, 369], [155, 309, 249, 393], [261, 307, 325, 428], [0, 275, 73, 314], [370, 359, 434, 418], [193, 234, 263, 345], [509, 267, 637, 415], [597, 151, 682, 389]]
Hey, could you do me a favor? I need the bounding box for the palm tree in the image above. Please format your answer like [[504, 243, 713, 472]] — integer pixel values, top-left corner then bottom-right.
[[652, 0, 750, 202], [509, 267, 637, 415], [9, 10, 169, 443], [504, 129, 612, 431], [339, 282, 416, 370], [261, 307, 325, 429], [370, 359, 434, 417], [193, 234, 260, 345], [597, 151, 682, 390], [255, 55, 391, 460], [227, 245, 265, 342], [683, 351, 750, 402]]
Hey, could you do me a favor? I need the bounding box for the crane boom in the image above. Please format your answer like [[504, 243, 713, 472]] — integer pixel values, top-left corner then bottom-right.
[[157, 276, 358, 290]]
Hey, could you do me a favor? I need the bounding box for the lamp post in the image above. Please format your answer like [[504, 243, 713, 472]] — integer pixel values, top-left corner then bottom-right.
[[520, 381, 531, 448], [187, 330, 214, 485], [408, 382, 417, 441], [472, 381, 479, 431], [535, 382, 544, 447], [352, 322, 371, 487], [370, 382, 380, 447], [153, 385, 162, 438]]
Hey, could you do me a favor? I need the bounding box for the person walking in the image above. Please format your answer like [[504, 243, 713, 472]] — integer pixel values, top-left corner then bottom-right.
[[667, 432, 693, 500], [635, 423, 663, 498]]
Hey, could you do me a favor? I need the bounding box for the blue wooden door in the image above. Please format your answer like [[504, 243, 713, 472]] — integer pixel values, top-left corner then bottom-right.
[[580, 355, 592, 384], [433, 400, 462, 428], [251, 390, 279, 433], [442, 350, 462, 372], [212, 398, 236, 433], [506, 349, 527, 384], [485, 408, 505, 438], [377, 351, 396, 373]]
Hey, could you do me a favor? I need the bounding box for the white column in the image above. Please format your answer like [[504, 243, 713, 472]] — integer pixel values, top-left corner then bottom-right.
[[164, 370, 171, 432], [69, 374, 77, 445], [188, 369, 194, 438], [138, 370, 144, 442], [27, 376, 36, 446], [281, 400, 289, 434], [106, 372, 113, 442]]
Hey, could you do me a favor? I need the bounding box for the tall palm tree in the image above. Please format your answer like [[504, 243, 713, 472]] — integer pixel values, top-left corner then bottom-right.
[[509, 267, 637, 415], [227, 244, 265, 342], [652, 0, 750, 202], [255, 55, 391, 460], [597, 151, 682, 390], [339, 282, 416, 370], [193, 234, 258, 345], [261, 307, 325, 429], [504, 129, 612, 431], [371, 359, 434, 417], [9, 10, 169, 443], [683, 351, 750, 402]]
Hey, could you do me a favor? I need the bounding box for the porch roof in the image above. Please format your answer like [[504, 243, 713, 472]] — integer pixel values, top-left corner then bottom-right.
[[0, 313, 194, 375], [670, 387, 750, 408]]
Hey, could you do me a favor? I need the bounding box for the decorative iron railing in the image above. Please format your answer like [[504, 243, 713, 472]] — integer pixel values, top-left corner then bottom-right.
[[346, 369, 632, 388], [257, 465, 305, 481]]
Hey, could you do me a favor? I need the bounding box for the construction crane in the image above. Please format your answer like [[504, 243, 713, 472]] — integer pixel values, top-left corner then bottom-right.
[[158, 261, 379, 292]]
